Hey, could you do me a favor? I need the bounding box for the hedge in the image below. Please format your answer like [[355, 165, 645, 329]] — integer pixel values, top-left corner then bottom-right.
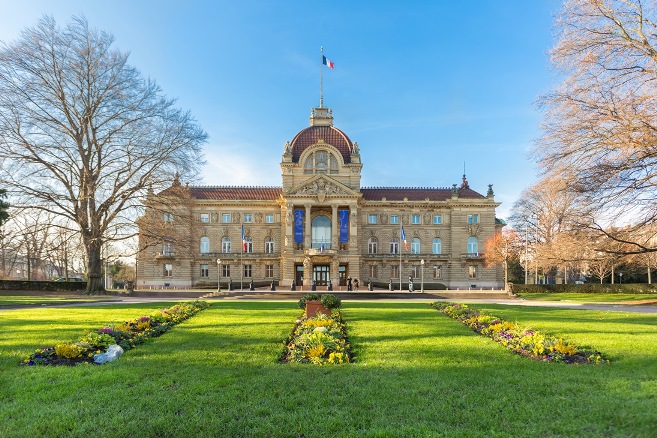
[[510, 283, 657, 294]]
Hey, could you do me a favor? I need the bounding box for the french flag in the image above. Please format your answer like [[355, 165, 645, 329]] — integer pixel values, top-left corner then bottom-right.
[[242, 225, 247, 252], [401, 226, 408, 251], [322, 55, 334, 69]]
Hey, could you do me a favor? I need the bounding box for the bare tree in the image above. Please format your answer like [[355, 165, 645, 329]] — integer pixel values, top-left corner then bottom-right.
[[484, 228, 523, 290], [536, 0, 657, 254], [0, 16, 206, 293]]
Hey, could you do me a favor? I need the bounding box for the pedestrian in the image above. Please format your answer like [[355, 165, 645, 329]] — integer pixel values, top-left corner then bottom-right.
[[354, 278, 359, 291]]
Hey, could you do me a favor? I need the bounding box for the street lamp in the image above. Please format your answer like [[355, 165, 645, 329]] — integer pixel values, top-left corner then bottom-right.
[[216, 259, 221, 292], [420, 259, 425, 293], [619, 272, 623, 285]]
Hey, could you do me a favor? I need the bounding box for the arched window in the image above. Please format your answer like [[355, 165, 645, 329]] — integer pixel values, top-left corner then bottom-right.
[[432, 238, 442, 255], [245, 237, 253, 253], [390, 238, 399, 254], [311, 215, 331, 249], [265, 237, 274, 254], [368, 237, 378, 254], [467, 237, 478, 255], [200, 236, 210, 254], [411, 238, 421, 254], [222, 237, 231, 253], [303, 150, 339, 174]]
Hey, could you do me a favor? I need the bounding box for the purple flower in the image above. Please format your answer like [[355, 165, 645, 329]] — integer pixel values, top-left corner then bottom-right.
[[140, 316, 150, 322]]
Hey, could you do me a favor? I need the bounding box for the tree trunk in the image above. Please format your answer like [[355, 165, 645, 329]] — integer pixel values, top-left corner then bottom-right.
[[84, 238, 105, 294]]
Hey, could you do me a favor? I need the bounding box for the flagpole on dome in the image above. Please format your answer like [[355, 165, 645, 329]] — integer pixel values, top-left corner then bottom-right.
[[320, 46, 324, 108]]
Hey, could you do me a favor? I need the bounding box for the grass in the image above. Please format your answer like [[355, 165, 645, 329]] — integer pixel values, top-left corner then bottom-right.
[[1, 300, 656, 436], [517, 292, 657, 303]]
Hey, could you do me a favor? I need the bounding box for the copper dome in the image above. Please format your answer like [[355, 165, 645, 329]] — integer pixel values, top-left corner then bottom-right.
[[290, 125, 354, 164]]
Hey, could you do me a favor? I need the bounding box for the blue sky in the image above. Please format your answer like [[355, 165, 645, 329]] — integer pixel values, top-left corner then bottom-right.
[[0, 1, 562, 218]]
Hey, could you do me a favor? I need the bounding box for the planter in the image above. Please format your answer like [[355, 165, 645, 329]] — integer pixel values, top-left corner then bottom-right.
[[305, 301, 331, 318]]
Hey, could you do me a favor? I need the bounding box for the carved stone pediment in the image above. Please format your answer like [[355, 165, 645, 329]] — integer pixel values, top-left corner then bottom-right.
[[287, 176, 357, 199]]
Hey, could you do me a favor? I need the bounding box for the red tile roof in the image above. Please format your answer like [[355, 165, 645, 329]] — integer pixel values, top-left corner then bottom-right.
[[163, 186, 485, 202], [361, 187, 485, 201], [189, 186, 282, 200], [290, 125, 353, 164]]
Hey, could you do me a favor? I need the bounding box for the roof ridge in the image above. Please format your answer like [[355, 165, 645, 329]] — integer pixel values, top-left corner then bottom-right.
[[361, 186, 453, 190]]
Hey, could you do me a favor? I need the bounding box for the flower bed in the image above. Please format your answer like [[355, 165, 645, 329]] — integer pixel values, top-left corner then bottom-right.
[[432, 302, 608, 364], [280, 311, 353, 365], [23, 301, 210, 366]]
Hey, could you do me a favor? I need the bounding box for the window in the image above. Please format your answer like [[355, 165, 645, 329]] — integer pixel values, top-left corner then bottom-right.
[[390, 215, 399, 225], [433, 265, 442, 279], [467, 237, 478, 254], [265, 264, 274, 278], [222, 264, 230, 277], [163, 263, 173, 277], [368, 237, 378, 254], [468, 265, 477, 279], [390, 238, 399, 254], [467, 214, 479, 224], [200, 213, 209, 223], [411, 266, 419, 278], [311, 215, 331, 249], [265, 214, 274, 223], [433, 215, 442, 225], [244, 213, 253, 223], [222, 213, 231, 223], [200, 264, 209, 278], [303, 150, 339, 174], [391, 265, 399, 278], [163, 212, 173, 222], [162, 241, 173, 256], [370, 265, 377, 278], [265, 237, 274, 254], [411, 238, 421, 254], [222, 237, 231, 253], [368, 214, 377, 224], [432, 238, 442, 255], [245, 237, 253, 253], [412, 214, 421, 224], [200, 236, 210, 254], [244, 264, 252, 278]]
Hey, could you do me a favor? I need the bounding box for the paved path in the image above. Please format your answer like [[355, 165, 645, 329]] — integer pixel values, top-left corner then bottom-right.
[[2, 294, 657, 314]]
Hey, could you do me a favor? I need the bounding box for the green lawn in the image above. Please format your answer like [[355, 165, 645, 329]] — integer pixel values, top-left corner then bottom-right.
[[1, 301, 656, 436], [517, 292, 657, 303]]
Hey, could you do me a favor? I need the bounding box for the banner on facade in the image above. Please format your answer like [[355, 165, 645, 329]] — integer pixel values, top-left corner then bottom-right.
[[294, 209, 304, 243], [339, 209, 349, 243]]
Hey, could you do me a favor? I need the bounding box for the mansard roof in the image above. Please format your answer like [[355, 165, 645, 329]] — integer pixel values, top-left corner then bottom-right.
[[189, 186, 282, 200], [361, 187, 486, 201], [178, 185, 486, 201]]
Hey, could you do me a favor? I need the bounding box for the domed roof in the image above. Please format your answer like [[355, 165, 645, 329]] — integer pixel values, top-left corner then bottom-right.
[[290, 125, 354, 164]]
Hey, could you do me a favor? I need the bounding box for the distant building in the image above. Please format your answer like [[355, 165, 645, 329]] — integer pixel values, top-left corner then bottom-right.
[[137, 105, 505, 289]]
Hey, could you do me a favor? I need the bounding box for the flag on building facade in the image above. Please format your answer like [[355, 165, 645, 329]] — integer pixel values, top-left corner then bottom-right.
[[322, 55, 334, 69], [242, 225, 247, 252], [401, 226, 408, 251]]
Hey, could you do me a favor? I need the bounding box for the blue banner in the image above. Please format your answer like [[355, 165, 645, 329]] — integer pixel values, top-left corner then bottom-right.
[[294, 209, 304, 243], [339, 209, 349, 243]]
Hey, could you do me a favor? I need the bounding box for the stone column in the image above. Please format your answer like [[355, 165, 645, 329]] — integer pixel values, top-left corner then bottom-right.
[[331, 204, 338, 250], [304, 204, 312, 250], [303, 256, 311, 287]]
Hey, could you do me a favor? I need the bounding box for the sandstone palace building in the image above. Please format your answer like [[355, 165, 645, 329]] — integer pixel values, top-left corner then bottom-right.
[[137, 105, 505, 290]]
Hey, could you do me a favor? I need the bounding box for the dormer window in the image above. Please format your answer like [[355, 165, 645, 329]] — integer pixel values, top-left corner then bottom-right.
[[304, 150, 339, 174]]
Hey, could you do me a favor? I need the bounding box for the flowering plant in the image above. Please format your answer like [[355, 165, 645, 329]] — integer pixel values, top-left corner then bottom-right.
[[22, 300, 209, 366], [281, 312, 352, 365], [432, 302, 608, 364]]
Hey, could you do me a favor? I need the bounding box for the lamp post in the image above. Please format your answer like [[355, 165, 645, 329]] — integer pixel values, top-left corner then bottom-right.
[[420, 259, 425, 293], [216, 259, 221, 292], [619, 272, 623, 285]]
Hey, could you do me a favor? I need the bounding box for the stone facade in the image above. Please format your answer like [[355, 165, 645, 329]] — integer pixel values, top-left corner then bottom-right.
[[137, 106, 505, 289]]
